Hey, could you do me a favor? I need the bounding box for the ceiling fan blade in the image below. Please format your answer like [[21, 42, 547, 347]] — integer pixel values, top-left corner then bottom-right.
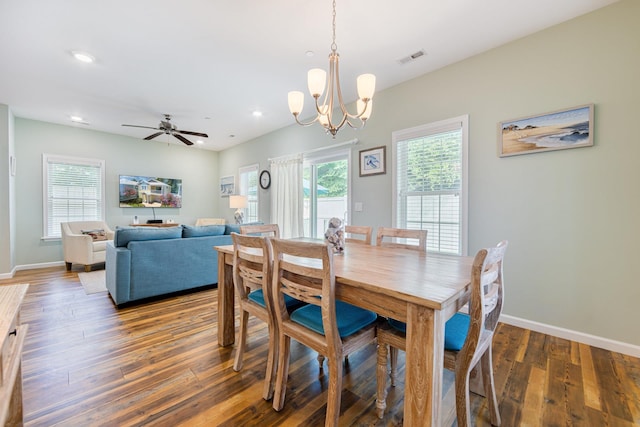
[[122, 124, 160, 130], [173, 133, 194, 146], [176, 129, 208, 138], [144, 132, 164, 140]]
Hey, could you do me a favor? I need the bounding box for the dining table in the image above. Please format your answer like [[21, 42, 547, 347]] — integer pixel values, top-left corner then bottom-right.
[[214, 240, 474, 426]]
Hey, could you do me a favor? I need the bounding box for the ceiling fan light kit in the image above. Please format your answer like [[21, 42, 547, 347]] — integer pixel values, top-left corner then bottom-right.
[[288, 0, 375, 137], [122, 114, 208, 146]]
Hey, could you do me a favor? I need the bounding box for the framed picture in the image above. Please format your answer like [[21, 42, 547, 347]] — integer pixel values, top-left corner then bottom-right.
[[220, 175, 235, 197], [498, 104, 594, 157], [359, 146, 386, 177]]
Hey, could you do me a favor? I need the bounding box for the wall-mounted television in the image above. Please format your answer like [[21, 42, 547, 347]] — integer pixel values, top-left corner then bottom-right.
[[119, 175, 182, 208]]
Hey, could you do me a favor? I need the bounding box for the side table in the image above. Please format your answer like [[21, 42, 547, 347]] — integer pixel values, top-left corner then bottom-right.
[[0, 283, 29, 426]]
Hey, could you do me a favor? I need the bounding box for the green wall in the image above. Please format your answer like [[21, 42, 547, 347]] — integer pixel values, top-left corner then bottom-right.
[[218, 0, 640, 346], [13, 119, 219, 267]]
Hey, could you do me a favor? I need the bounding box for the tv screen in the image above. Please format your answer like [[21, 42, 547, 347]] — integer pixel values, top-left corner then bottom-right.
[[119, 175, 182, 208]]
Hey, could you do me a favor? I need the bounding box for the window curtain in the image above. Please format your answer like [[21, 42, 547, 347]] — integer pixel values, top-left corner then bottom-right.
[[270, 154, 303, 238]]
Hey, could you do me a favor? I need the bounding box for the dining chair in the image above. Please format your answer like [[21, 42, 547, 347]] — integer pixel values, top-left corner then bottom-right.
[[376, 226, 427, 251], [269, 238, 378, 426], [344, 225, 373, 245], [240, 223, 280, 238], [230, 232, 303, 400], [375, 240, 508, 426]]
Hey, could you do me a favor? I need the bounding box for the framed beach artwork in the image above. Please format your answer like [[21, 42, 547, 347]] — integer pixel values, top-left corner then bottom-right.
[[498, 104, 594, 157], [359, 146, 386, 177], [219, 175, 235, 197]]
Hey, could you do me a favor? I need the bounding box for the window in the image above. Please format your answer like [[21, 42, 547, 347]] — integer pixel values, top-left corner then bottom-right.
[[238, 164, 259, 223], [393, 115, 468, 255], [43, 154, 106, 239]]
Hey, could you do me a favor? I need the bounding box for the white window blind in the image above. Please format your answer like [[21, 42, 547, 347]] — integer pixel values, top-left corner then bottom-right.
[[238, 164, 259, 223], [393, 116, 468, 255], [43, 154, 105, 239]]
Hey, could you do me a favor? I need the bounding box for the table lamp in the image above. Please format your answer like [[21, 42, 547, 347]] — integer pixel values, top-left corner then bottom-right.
[[229, 195, 247, 224]]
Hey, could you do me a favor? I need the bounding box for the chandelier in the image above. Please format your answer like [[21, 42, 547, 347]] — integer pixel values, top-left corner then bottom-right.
[[287, 0, 375, 137]]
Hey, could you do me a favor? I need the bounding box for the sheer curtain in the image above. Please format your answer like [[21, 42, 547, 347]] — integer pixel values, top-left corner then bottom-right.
[[270, 154, 303, 238]]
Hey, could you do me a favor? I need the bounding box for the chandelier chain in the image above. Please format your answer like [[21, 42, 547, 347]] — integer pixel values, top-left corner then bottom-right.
[[331, 0, 337, 52]]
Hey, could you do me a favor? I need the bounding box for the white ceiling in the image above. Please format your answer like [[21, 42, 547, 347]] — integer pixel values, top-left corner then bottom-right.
[[0, 0, 618, 151]]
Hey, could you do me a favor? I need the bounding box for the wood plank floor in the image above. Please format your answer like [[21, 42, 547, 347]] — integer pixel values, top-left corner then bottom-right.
[[2, 267, 639, 426]]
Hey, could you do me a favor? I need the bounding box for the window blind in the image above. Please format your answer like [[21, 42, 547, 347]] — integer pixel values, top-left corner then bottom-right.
[[394, 119, 465, 254], [43, 154, 105, 238]]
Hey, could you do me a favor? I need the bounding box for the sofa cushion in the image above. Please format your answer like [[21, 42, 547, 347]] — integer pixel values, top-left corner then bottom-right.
[[182, 224, 226, 238], [114, 226, 182, 247]]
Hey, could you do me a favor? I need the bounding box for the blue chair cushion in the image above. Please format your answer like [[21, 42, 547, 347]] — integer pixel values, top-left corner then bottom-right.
[[290, 300, 377, 338], [388, 312, 471, 352], [248, 289, 303, 310]]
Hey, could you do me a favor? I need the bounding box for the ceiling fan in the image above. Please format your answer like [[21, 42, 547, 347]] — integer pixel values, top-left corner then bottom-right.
[[122, 114, 208, 146]]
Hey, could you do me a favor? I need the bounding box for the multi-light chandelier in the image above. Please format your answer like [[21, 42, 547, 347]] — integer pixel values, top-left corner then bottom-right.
[[287, 0, 376, 137]]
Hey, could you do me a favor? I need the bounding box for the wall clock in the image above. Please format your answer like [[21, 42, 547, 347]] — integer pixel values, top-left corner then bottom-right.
[[259, 170, 271, 189]]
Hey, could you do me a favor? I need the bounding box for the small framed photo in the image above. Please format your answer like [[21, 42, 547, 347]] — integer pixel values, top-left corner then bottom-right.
[[359, 146, 386, 177], [499, 104, 594, 157], [220, 175, 235, 197]]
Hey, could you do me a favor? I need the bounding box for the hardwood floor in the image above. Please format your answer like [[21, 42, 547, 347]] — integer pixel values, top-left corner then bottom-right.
[[2, 267, 639, 426]]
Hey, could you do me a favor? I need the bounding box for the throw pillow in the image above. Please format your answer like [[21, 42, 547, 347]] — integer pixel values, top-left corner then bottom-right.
[[81, 229, 107, 241]]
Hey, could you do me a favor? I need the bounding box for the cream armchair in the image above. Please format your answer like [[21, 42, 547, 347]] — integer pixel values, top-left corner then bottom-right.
[[61, 221, 115, 272]]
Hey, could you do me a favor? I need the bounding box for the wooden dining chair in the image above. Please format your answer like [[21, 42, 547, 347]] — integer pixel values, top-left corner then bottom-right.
[[269, 239, 378, 426], [240, 223, 280, 238], [375, 240, 508, 426], [344, 225, 372, 245], [230, 232, 302, 400], [376, 226, 427, 251]]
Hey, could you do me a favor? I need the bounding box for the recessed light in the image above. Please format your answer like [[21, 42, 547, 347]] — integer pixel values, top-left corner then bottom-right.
[[71, 51, 95, 63], [305, 50, 315, 57], [252, 111, 263, 117], [196, 140, 204, 145], [229, 134, 236, 138], [70, 115, 84, 122]]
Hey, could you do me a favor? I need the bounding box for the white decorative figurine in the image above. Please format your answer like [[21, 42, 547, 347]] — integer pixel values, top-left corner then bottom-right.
[[324, 217, 345, 254]]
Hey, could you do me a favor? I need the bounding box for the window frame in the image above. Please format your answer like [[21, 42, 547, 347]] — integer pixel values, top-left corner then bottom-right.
[[392, 115, 469, 255], [42, 153, 106, 240]]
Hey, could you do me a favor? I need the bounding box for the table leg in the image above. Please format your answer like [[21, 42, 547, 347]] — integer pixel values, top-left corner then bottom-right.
[[404, 303, 445, 426], [217, 252, 235, 346]]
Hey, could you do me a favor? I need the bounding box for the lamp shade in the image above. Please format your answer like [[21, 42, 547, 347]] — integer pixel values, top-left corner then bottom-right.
[[307, 68, 327, 97], [288, 91, 304, 115], [229, 195, 248, 209], [356, 73, 376, 100]]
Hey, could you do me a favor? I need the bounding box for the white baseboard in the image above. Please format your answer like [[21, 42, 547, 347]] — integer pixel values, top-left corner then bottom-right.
[[16, 261, 65, 271], [500, 314, 640, 358], [0, 261, 65, 279]]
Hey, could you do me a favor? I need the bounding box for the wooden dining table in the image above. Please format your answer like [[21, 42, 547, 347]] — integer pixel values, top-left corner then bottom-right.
[[214, 241, 474, 426]]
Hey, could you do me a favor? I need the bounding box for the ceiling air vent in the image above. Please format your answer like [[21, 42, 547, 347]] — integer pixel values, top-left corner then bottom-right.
[[398, 49, 426, 65]]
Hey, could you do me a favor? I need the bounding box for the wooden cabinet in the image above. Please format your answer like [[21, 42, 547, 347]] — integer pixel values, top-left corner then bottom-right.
[[0, 284, 29, 426]]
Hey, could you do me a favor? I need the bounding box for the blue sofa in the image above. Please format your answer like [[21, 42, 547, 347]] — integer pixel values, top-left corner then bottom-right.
[[106, 224, 248, 306]]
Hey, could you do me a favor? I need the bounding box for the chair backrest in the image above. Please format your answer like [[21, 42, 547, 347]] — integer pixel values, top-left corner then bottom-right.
[[376, 227, 427, 252], [270, 239, 340, 347], [240, 223, 280, 238], [462, 240, 508, 356], [344, 225, 372, 245], [231, 232, 273, 309], [195, 218, 226, 226]]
